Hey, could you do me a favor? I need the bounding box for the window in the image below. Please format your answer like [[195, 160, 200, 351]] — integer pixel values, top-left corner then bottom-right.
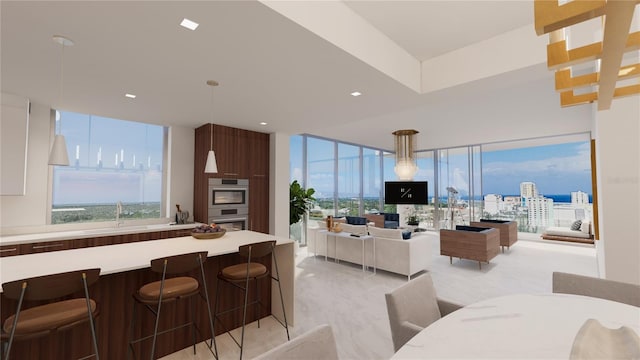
[[337, 143, 360, 216], [481, 134, 592, 233], [51, 111, 166, 224], [307, 137, 336, 219], [362, 148, 382, 215]]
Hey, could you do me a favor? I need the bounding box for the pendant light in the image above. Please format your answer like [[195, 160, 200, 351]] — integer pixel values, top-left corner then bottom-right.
[[48, 35, 73, 166], [393, 129, 419, 180], [204, 80, 219, 173]]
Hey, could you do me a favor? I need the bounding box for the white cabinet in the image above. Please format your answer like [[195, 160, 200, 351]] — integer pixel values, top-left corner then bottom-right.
[[1, 93, 30, 195]]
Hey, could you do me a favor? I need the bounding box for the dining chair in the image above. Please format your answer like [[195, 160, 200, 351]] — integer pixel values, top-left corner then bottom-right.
[[252, 324, 338, 360], [552, 272, 640, 307], [1, 268, 101, 360], [213, 240, 289, 360], [385, 273, 463, 352], [128, 251, 216, 360]]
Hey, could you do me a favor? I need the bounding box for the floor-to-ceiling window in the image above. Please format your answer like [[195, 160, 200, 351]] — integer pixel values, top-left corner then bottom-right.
[[307, 137, 336, 221], [291, 132, 593, 241], [362, 148, 383, 214], [337, 143, 361, 216]]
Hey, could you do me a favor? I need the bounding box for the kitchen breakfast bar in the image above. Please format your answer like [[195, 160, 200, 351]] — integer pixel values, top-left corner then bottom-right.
[[0, 230, 295, 359]]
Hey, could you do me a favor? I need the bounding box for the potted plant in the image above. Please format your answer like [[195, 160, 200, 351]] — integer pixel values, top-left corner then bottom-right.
[[406, 210, 420, 226], [289, 181, 316, 242], [290, 180, 315, 225]]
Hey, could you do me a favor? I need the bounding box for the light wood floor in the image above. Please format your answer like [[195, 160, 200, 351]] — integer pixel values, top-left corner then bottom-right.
[[162, 234, 597, 360]]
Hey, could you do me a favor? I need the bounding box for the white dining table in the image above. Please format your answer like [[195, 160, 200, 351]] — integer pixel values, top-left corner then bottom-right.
[[391, 293, 640, 359]]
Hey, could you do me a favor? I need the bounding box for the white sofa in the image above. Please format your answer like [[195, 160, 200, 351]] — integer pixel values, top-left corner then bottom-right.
[[308, 225, 431, 280], [541, 220, 594, 244], [368, 227, 431, 280]]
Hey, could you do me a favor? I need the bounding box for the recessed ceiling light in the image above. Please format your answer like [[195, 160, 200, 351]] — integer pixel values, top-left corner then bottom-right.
[[260, 122, 267, 126], [351, 91, 362, 97], [180, 18, 199, 31], [125, 93, 136, 99]]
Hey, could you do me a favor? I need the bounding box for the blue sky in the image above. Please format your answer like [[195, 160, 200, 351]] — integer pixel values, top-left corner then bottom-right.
[[482, 142, 592, 195]]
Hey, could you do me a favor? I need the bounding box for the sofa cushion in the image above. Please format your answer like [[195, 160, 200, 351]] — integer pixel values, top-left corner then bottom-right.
[[339, 223, 368, 236], [543, 227, 592, 239], [368, 226, 403, 240], [570, 220, 582, 231]]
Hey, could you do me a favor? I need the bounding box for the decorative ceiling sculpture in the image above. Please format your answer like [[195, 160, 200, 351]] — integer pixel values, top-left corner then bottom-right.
[[534, 0, 639, 110]]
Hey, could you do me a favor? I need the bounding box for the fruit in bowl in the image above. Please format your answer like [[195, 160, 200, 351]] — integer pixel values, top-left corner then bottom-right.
[[191, 223, 226, 239], [192, 223, 223, 233]]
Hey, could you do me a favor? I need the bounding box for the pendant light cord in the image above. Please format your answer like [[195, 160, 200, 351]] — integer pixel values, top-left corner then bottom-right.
[[210, 85, 214, 151], [57, 42, 65, 135]]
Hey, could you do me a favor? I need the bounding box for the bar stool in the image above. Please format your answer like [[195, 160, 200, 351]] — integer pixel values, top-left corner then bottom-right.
[[128, 251, 216, 360], [213, 240, 289, 359], [1, 268, 101, 360]]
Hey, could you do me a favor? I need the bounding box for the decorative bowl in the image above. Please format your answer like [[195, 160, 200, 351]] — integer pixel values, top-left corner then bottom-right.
[[191, 229, 226, 239]]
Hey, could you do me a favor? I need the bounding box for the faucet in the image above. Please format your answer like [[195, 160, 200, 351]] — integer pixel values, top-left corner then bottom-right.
[[115, 201, 124, 227]]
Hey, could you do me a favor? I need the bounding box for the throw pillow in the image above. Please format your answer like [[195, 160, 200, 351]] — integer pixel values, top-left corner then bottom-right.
[[580, 221, 591, 234], [570, 220, 582, 231], [402, 230, 412, 240]]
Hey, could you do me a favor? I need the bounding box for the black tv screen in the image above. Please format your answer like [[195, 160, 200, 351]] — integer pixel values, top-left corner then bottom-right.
[[384, 181, 429, 205]]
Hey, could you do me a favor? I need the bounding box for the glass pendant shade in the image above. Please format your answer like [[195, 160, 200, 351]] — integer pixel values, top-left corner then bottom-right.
[[393, 129, 419, 180], [204, 150, 218, 173], [48, 134, 70, 166], [394, 159, 418, 180]]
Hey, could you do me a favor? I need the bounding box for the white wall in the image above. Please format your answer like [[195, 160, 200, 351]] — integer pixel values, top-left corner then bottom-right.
[[270, 132, 290, 238], [0, 102, 50, 228], [0, 100, 195, 233], [595, 96, 640, 285], [167, 126, 195, 222]]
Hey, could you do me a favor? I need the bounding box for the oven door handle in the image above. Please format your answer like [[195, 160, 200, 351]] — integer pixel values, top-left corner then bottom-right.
[[212, 217, 247, 222], [211, 187, 247, 191]]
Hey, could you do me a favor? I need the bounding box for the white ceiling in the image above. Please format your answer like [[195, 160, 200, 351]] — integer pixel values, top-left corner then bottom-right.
[[1, 1, 569, 152], [343, 0, 533, 61]]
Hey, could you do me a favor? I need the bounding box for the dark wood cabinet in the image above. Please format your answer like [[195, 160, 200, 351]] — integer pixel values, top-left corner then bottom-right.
[[194, 123, 270, 233], [0, 228, 192, 257]]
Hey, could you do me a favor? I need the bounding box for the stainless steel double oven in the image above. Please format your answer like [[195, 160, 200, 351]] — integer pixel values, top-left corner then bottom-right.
[[208, 178, 249, 231]]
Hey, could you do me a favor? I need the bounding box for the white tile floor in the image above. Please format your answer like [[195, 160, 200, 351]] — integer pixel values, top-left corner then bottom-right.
[[162, 234, 597, 360]]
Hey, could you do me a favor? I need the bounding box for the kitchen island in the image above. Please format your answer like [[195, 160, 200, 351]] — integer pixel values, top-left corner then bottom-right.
[[0, 230, 295, 359]]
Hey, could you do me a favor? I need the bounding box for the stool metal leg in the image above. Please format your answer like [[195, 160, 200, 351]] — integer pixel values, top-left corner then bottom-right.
[[150, 260, 168, 360], [198, 255, 218, 359], [190, 295, 196, 355], [239, 248, 253, 360], [82, 272, 100, 360], [128, 297, 138, 360], [4, 282, 26, 360]]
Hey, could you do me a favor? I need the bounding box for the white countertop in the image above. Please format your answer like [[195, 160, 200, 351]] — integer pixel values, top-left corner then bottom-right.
[[0, 223, 199, 246], [0, 230, 294, 291], [391, 293, 640, 359]]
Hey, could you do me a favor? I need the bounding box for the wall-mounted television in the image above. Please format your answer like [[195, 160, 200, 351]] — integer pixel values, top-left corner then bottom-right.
[[384, 181, 428, 205]]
